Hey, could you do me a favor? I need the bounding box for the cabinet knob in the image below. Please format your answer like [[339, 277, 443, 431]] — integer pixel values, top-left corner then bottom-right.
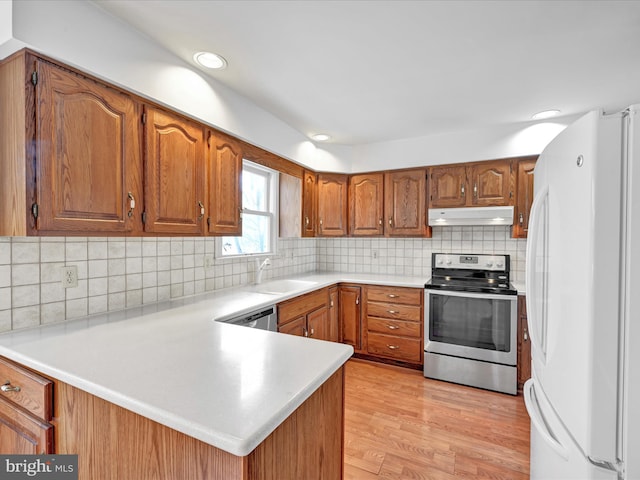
[[519, 213, 524, 225], [461, 184, 465, 197], [379, 218, 383, 226], [198, 201, 205, 220], [1, 381, 21, 393], [474, 183, 478, 197]]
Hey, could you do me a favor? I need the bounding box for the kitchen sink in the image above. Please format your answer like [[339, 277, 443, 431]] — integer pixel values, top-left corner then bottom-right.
[[249, 279, 318, 295]]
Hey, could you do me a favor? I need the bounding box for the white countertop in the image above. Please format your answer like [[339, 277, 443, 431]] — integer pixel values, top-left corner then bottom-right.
[[0, 271, 426, 456]]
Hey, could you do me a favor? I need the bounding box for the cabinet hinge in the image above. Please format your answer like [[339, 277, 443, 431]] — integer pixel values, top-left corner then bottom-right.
[[31, 71, 37, 86], [141, 211, 147, 224], [141, 113, 146, 124], [31, 203, 38, 219]]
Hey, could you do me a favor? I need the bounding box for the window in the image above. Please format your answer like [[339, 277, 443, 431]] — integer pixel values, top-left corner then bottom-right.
[[219, 160, 278, 257]]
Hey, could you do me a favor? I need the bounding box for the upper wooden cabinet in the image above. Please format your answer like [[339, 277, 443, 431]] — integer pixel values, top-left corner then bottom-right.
[[0, 53, 144, 235], [301, 171, 317, 237], [143, 106, 206, 235], [317, 173, 348, 237], [349, 173, 384, 236], [207, 131, 242, 236], [429, 159, 514, 208], [384, 169, 428, 236], [513, 156, 537, 238]]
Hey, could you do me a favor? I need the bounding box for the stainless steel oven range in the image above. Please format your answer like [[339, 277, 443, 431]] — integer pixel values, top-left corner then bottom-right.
[[424, 253, 518, 395]]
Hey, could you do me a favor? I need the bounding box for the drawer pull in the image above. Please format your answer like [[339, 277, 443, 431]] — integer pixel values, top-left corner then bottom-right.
[[386, 325, 400, 330], [387, 294, 399, 298], [387, 345, 400, 350], [388, 310, 398, 314], [1, 381, 21, 393]]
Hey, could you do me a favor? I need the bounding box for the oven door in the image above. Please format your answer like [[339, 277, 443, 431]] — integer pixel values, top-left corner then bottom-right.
[[425, 289, 517, 365]]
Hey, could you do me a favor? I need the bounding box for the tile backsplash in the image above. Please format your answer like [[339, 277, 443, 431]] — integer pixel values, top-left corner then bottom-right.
[[0, 226, 526, 333]]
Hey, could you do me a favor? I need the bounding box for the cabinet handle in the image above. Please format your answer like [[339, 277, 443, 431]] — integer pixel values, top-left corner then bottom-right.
[[127, 192, 135, 218], [198, 201, 205, 220], [386, 325, 400, 330], [519, 213, 524, 225], [474, 183, 478, 197], [388, 217, 393, 227], [387, 294, 398, 298], [305, 216, 310, 226], [387, 310, 398, 314], [524, 328, 529, 341], [387, 345, 400, 350], [303, 327, 309, 337], [379, 218, 383, 226], [355, 296, 360, 305], [461, 184, 465, 197], [1, 381, 20, 393], [330, 300, 334, 307]]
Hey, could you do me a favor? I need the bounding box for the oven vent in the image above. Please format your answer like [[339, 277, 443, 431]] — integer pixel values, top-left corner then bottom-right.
[[428, 206, 514, 226]]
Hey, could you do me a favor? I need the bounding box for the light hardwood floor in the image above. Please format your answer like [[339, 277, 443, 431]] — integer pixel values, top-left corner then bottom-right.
[[343, 359, 531, 479]]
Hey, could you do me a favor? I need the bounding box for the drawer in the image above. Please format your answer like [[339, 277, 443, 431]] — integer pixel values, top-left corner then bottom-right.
[[367, 317, 422, 338], [278, 288, 327, 325], [367, 286, 422, 305], [367, 333, 422, 363], [367, 302, 421, 322], [0, 357, 53, 421]]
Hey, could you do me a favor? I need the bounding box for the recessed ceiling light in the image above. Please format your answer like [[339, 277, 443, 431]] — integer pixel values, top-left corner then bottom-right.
[[193, 51, 227, 70], [532, 109, 561, 120], [311, 133, 331, 142]]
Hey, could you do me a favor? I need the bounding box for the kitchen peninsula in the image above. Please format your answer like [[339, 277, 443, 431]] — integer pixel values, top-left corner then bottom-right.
[[0, 281, 354, 479]]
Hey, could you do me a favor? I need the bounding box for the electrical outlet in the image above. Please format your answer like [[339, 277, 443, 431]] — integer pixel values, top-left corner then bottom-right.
[[204, 255, 214, 269], [61, 265, 78, 288]]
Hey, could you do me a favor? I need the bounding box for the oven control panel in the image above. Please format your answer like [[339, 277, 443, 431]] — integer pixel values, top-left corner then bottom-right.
[[433, 253, 509, 271]]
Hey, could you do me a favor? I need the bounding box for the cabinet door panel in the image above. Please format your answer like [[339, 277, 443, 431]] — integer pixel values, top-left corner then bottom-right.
[[144, 107, 205, 234], [36, 60, 142, 233], [513, 157, 537, 238], [468, 160, 513, 206], [0, 397, 53, 454], [429, 166, 467, 208], [208, 132, 242, 235], [328, 287, 340, 343], [385, 169, 427, 236], [278, 316, 307, 337], [339, 286, 361, 351], [317, 174, 348, 236], [302, 171, 317, 237], [307, 307, 328, 341], [349, 173, 384, 236]]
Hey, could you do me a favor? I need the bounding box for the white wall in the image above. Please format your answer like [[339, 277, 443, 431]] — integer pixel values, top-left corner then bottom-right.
[[350, 120, 574, 172]]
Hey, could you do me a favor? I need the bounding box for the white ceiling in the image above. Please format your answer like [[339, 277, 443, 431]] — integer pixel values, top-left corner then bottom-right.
[[93, 0, 640, 146]]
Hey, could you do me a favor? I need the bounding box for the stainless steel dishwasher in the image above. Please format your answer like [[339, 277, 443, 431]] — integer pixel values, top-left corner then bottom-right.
[[217, 305, 278, 331]]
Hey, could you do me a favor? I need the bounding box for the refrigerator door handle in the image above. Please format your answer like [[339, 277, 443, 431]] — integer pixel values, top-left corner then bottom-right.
[[525, 184, 549, 364], [523, 379, 570, 460]]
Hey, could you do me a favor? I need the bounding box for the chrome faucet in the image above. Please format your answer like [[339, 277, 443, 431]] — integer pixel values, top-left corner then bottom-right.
[[255, 258, 271, 284]]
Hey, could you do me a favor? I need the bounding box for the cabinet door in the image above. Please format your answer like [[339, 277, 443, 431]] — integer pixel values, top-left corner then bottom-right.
[[513, 157, 537, 238], [328, 287, 340, 343], [317, 174, 348, 237], [0, 397, 53, 454], [517, 295, 531, 390], [339, 286, 362, 351], [207, 131, 242, 235], [349, 173, 384, 236], [301, 171, 317, 237], [467, 160, 513, 207], [35, 60, 143, 234], [384, 169, 427, 236], [429, 165, 467, 208], [143, 107, 205, 234], [307, 306, 329, 341], [279, 316, 307, 337]]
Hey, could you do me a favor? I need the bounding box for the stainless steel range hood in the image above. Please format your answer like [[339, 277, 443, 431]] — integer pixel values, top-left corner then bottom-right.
[[428, 206, 514, 226]]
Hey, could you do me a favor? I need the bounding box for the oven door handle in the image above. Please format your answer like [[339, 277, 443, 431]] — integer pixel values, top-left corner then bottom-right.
[[425, 289, 516, 302], [525, 184, 549, 365]]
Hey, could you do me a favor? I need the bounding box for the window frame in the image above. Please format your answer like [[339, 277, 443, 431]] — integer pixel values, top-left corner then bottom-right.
[[216, 160, 279, 258]]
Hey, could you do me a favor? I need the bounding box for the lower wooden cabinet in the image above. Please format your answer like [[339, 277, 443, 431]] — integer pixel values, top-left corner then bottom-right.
[[277, 288, 331, 340], [517, 295, 531, 390], [0, 356, 54, 454], [363, 285, 424, 366], [339, 285, 362, 352]]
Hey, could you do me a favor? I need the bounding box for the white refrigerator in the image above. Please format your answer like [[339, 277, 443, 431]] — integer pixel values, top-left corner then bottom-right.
[[524, 106, 640, 479]]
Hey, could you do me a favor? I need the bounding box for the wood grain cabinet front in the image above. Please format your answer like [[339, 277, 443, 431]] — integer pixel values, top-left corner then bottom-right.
[[277, 288, 331, 340], [316, 174, 348, 237], [0, 356, 54, 454], [207, 131, 243, 235], [363, 286, 424, 366], [512, 156, 537, 238]]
